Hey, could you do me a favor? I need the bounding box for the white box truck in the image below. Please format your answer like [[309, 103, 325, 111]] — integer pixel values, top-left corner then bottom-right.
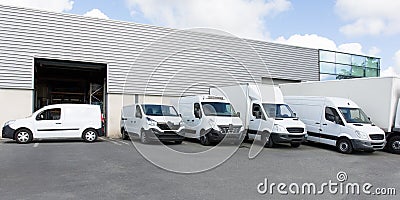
[[120, 104, 185, 144], [285, 96, 386, 153], [210, 84, 307, 148], [2, 104, 104, 143], [173, 95, 244, 146], [280, 77, 400, 153]]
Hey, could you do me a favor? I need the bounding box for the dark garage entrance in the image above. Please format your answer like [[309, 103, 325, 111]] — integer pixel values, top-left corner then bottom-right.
[[34, 58, 107, 115]]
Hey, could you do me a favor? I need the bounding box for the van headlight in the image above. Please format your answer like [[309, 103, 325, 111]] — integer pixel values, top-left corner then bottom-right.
[[208, 119, 217, 129], [273, 124, 286, 133], [4, 120, 15, 126], [355, 130, 368, 140], [146, 117, 157, 126]]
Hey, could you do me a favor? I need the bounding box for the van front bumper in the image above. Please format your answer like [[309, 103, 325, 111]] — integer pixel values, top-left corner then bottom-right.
[[351, 139, 385, 151], [145, 129, 184, 142], [2, 125, 15, 139], [270, 132, 306, 144], [206, 129, 243, 142]]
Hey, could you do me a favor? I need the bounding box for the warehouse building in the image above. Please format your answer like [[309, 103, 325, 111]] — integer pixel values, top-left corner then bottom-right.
[[0, 5, 380, 138]]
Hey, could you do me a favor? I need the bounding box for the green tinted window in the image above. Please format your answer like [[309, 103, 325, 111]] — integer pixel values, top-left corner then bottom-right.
[[320, 62, 336, 74], [366, 68, 378, 77], [366, 57, 379, 68], [351, 66, 364, 77], [336, 53, 351, 65], [351, 55, 365, 67], [336, 64, 351, 76], [320, 50, 335, 62]]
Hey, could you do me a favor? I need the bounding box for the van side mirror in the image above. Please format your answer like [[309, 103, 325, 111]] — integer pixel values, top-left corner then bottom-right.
[[179, 114, 182, 118], [236, 112, 240, 118], [334, 116, 342, 125], [293, 113, 297, 117], [194, 110, 202, 119]]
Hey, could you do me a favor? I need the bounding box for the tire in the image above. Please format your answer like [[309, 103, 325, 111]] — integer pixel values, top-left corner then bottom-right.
[[83, 129, 98, 142], [200, 131, 211, 146], [174, 140, 183, 144], [266, 135, 274, 148], [121, 128, 129, 140], [140, 129, 149, 144], [15, 129, 32, 144], [291, 143, 301, 148], [337, 138, 353, 154], [387, 135, 400, 154]]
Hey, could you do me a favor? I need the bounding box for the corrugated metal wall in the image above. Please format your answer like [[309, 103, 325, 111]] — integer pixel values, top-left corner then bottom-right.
[[0, 5, 319, 96]]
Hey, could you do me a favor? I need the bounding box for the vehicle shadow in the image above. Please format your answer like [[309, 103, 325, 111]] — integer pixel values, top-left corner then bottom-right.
[[302, 141, 378, 156]]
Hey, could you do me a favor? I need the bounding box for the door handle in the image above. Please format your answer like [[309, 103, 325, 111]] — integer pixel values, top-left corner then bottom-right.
[[191, 120, 194, 122], [55, 122, 62, 124], [187, 120, 190, 121], [250, 119, 254, 121], [315, 122, 320, 124], [322, 123, 327, 126], [133, 121, 136, 123]]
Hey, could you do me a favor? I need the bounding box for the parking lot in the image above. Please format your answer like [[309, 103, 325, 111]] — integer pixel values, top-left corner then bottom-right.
[[0, 137, 399, 200]]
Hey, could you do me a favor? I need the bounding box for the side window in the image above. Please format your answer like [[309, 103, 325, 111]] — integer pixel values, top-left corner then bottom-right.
[[36, 108, 61, 120], [252, 104, 263, 119], [194, 103, 202, 118], [325, 107, 343, 125], [135, 105, 142, 118]]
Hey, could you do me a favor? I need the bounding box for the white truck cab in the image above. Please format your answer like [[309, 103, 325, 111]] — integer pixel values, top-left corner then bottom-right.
[[2, 104, 103, 143], [174, 95, 244, 145], [211, 84, 307, 148], [120, 104, 185, 144], [285, 96, 386, 153]]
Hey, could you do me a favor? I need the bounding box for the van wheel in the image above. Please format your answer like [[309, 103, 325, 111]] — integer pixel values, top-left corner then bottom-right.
[[337, 138, 353, 154], [266, 135, 274, 148], [83, 129, 98, 142], [200, 132, 211, 146], [388, 136, 400, 154], [15, 129, 32, 144], [140, 130, 149, 144], [121, 129, 129, 140], [291, 143, 301, 148]]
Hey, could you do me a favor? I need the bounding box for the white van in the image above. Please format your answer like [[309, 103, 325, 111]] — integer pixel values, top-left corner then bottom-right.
[[2, 104, 103, 143], [120, 104, 185, 144], [174, 95, 244, 145], [284, 96, 386, 153], [210, 84, 307, 148]]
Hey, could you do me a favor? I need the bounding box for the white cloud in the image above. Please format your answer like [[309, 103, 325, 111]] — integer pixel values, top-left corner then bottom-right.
[[84, 9, 109, 19], [335, 0, 400, 36], [126, 0, 292, 40], [368, 46, 381, 56], [275, 34, 337, 50], [274, 34, 372, 55], [0, 0, 73, 12], [381, 67, 399, 77], [395, 50, 400, 67]]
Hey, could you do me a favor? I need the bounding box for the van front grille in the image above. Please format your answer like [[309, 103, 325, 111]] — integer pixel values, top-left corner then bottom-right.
[[157, 123, 180, 130], [286, 128, 304, 133], [370, 134, 384, 140]]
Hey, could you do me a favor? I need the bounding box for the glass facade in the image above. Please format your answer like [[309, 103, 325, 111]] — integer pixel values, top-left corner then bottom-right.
[[319, 50, 380, 81]]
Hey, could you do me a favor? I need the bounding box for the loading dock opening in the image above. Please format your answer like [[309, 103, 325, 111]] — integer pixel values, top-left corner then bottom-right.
[[34, 58, 107, 114]]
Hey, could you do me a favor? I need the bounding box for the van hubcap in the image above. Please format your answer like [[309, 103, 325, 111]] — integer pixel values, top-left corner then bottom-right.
[[85, 131, 96, 141], [340, 142, 349, 151], [392, 141, 400, 150], [17, 132, 29, 142]]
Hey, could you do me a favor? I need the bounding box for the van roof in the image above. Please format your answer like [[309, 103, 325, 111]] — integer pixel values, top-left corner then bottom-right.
[[285, 96, 360, 108], [43, 104, 100, 109]]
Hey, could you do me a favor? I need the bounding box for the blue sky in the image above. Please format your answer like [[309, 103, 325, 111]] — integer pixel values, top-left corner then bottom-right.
[[1, 0, 399, 75]]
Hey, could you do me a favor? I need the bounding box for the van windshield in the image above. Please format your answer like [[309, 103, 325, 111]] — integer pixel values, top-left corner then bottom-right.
[[201, 102, 237, 117], [338, 107, 371, 124], [143, 104, 179, 116], [263, 104, 295, 118]]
